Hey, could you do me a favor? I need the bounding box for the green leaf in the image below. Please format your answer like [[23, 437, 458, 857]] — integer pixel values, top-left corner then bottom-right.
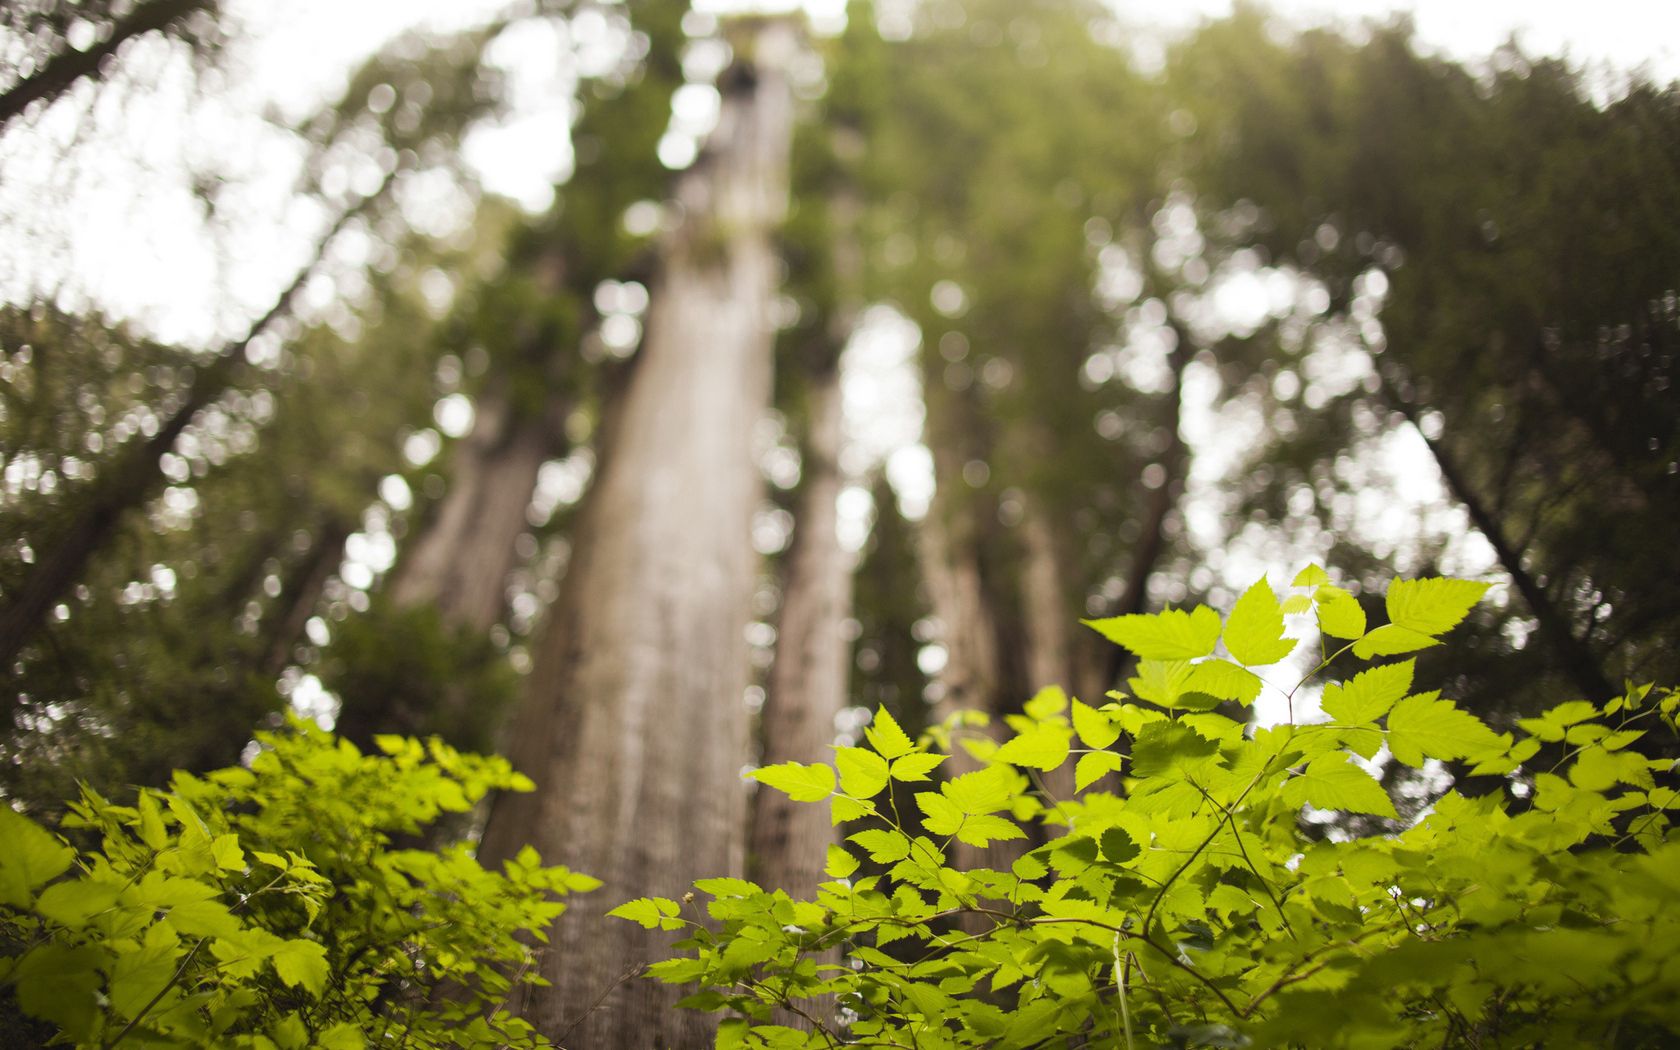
[[13, 943, 104, 1042], [749, 761, 835, 802], [1128, 659, 1194, 708], [1385, 577, 1490, 636], [693, 877, 759, 898], [1100, 826, 1140, 863], [824, 845, 859, 879], [915, 792, 965, 837], [942, 764, 1017, 814], [1184, 659, 1263, 704], [994, 722, 1070, 770], [136, 790, 170, 850], [1292, 564, 1330, 587], [851, 829, 912, 863], [1283, 756, 1397, 817], [890, 752, 945, 781], [1224, 576, 1297, 665], [1351, 623, 1441, 659], [34, 879, 119, 929], [272, 939, 330, 997], [1387, 693, 1506, 767], [317, 1023, 366, 1050], [1024, 684, 1068, 719], [836, 747, 890, 799], [211, 833, 246, 872], [0, 807, 75, 906], [1130, 722, 1219, 778], [108, 937, 181, 1019], [954, 814, 1025, 848], [1070, 698, 1120, 749], [864, 707, 915, 760], [1321, 660, 1414, 724], [1315, 585, 1367, 639], [607, 897, 684, 930], [1074, 751, 1123, 791], [1083, 605, 1221, 660]]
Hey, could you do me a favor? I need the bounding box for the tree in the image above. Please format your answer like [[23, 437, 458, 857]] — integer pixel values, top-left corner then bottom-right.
[[1168, 14, 1680, 724], [474, 19, 798, 1046]]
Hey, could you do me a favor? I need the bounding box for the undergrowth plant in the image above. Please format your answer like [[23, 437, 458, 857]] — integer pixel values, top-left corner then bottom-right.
[[628, 567, 1680, 1048], [0, 718, 594, 1049]]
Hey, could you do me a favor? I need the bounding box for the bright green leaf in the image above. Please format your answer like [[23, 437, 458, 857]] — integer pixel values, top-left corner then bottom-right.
[[0, 807, 75, 907], [1292, 564, 1330, 587], [272, 939, 329, 997], [836, 747, 890, 799], [1315, 585, 1367, 640], [1224, 576, 1297, 665], [1184, 659, 1263, 704], [1082, 605, 1221, 660], [1387, 693, 1506, 767], [864, 707, 915, 760], [211, 833, 246, 872], [889, 752, 945, 782], [993, 722, 1070, 770], [1070, 699, 1120, 749], [1351, 623, 1441, 659], [607, 897, 684, 930], [1283, 756, 1397, 817], [1321, 660, 1414, 724], [1129, 659, 1194, 709], [1074, 751, 1123, 791], [749, 761, 835, 803], [824, 845, 859, 879], [1024, 684, 1068, 719], [942, 764, 1017, 815], [1385, 577, 1490, 637], [954, 814, 1025, 848]]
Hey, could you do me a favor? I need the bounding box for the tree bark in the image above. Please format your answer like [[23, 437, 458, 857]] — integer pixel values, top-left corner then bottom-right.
[[387, 384, 563, 632], [750, 358, 850, 895], [477, 23, 795, 1047]]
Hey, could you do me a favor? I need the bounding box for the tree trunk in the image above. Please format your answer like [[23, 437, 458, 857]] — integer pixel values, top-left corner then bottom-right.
[[750, 358, 850, 895], [387, 384, 562, 632], [477, 23, 795, 1048]]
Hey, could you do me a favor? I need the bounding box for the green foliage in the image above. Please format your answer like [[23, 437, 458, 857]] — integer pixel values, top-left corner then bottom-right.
[[0, 718, 594, 1048], [640, 569, 1680, 1048]]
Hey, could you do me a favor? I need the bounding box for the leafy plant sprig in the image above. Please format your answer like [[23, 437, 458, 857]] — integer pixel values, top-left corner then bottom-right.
[[632, 567, 1680, 1049]]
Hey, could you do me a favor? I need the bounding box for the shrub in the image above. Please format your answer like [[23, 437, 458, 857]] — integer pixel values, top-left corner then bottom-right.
[[0, 718, 594, 1049], [635, 568, 1680, 1048]]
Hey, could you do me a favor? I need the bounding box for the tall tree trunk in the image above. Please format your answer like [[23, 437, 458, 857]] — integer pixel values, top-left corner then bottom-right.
[[919, 453, 1011, 875], [477, 23, 795, 1047], [387, 384, 563, 631], [750, 357, 850, 895]]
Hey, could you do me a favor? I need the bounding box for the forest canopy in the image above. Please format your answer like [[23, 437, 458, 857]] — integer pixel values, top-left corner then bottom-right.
[[1, 0, 1678, 1046]]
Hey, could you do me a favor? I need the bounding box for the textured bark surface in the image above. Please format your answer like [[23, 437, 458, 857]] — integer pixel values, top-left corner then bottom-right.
[[388, 386, 560, 631], [919, 471, 1012, 876], [478, 25, 795, 1048], [750, 362, 850, 895]]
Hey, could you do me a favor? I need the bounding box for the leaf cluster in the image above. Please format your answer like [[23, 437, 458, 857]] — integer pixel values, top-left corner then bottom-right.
[[641, 569, 1680, 1048], [0, 718, 595, 1049]]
